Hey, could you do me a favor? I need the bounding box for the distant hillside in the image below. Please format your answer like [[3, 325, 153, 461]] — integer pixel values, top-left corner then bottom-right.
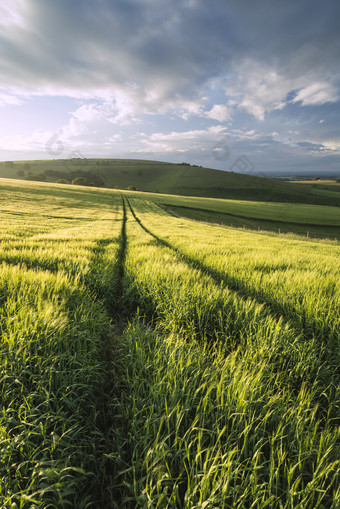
[[1, 158, 340, 206]]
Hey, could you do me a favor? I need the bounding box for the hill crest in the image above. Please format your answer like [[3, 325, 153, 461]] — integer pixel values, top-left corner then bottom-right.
[[1, 158, 339, 206]]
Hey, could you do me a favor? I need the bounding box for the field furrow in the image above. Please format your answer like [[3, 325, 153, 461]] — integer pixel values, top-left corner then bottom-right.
[[108, 198, 340, 508], [0, 181, 339, 508], [0, 183, 126, 507], [128, 198, 340, 346]]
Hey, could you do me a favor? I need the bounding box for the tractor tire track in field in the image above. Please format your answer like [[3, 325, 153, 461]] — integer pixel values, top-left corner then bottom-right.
[[126, 198, 335, 345], [114, 196, 127, 307], [85, 197, 130, 507], [0, 200, 130, 507], [127, 199, 340, 420]]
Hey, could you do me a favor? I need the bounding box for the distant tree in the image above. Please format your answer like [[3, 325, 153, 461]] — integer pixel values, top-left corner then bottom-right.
[[57, 179, 68, 184], [23, 163, 31, 171], [17, 170, 25, 177], [72, 177, 88, 186], [127, 185, 137, 191]]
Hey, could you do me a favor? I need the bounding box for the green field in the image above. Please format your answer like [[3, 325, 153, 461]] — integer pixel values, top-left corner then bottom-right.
[[156, 198, 340, 239], [1, 158, 340, 207], [0, 179, 339, 508], [289, 180, 340, 194], [2, 174, 340, 240]]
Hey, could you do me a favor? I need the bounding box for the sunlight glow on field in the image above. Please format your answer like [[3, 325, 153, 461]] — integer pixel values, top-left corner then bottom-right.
[[0, 179, 339, 506]]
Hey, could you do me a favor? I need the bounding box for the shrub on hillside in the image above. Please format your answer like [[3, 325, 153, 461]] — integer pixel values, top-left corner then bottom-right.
[[72, 177, 88, 186]]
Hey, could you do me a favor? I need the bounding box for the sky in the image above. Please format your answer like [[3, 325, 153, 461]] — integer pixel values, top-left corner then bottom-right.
[[0, 0, 340, 176]]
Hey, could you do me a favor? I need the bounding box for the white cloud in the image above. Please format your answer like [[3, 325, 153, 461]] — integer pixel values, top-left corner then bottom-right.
[[292, 82, 339, 106], [0, 129, 54, 151], [321, 138, 340, 151], [105, 133, 123, 143], [178, 102, 231, 122], [204, 104, 230, 121], [0, 92, 24, 107], [221, 59, 340, 120], [136, 126, 227, 154], [221, 60, 302, 120], [178, 100, 205, 120], [61, 97, 140, 142], [0, 0, 27, 29]]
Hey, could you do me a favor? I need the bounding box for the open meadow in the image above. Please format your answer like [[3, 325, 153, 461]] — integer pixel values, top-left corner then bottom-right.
[[0, 178, 339, 508], [2, 159, 340, 207]]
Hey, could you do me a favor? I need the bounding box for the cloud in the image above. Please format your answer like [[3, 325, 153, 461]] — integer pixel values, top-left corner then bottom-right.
[[295, 141, 331, 153], [0, 91, 24, 107], [0, 128, 54, 151], [1, 0, 340, 174], [322, 139, 340, 151], [135, 126, 227, 155], [220, 61, 292, 120], [1, 0, 339, 119], [204, 105, 231, 122], [0, 0, 27, 29], [0, 0, 227, 111], [292, 82, 339, 106], [63, 97, 139, 138], [221, 59, 340, 120]]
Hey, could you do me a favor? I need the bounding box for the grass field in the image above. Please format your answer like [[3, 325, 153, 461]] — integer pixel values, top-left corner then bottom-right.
[[290, 180, 340, 186], [0, 178, 339, 507], [117, 187, 340, 240], [158, 201, 340, 239], [1, 158, 340, 207]]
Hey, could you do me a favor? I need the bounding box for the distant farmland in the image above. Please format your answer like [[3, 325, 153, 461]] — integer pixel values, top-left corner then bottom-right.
[[1, 157, 340, 206]]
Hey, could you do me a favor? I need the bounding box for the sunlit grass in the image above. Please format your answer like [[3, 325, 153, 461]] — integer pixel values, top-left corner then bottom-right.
[[1, 180, 339, 507], [114, 320, 340, 508], [115, 198, 340, 508], [0, 180, 123, 506]]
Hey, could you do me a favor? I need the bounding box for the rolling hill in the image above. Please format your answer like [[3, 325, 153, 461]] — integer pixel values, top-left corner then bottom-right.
[[1, 158, 339, 206]]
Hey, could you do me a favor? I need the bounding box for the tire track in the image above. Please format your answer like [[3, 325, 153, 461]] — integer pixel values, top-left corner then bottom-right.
[[126, 198, 334, 344]]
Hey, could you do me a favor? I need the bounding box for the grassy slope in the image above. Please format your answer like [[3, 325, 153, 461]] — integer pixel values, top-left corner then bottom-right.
[[1, 179, 339, 506], [117, 199, 340, 507], [160, 204, 340, 238], [1, 158, 340, 207], [288, 180, 340, 197], [121, 189, 340, 239], [1, 177, 339, 239], [0, 180, 125, 506]]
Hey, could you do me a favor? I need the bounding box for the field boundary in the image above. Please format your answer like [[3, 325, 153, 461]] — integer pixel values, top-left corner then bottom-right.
[[158, 202, 340, 241]]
